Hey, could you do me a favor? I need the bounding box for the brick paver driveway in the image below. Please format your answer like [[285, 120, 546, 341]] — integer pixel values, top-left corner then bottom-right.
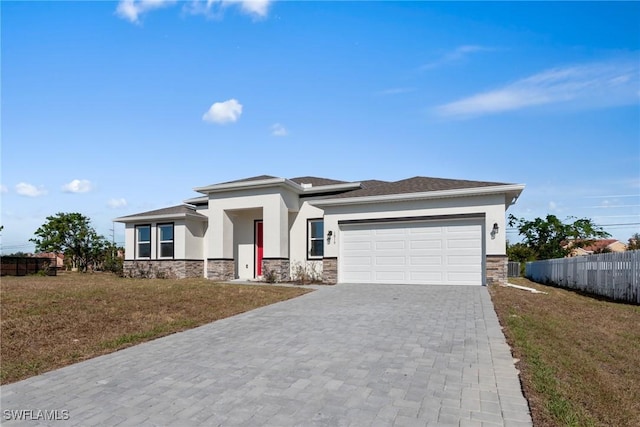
[[1, 284, 532, 426]]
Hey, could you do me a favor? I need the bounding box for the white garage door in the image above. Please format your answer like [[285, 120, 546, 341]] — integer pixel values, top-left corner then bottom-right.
[[340, 219, 483, 285]]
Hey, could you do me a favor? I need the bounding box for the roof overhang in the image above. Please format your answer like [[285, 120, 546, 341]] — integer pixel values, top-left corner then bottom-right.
[[193, 177, 362, 196], [114, 212, 208, 224], [309, 184, 525, 207]]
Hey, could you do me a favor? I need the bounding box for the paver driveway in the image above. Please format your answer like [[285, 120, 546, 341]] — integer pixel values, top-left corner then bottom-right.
[[1, 284, 532, 426]]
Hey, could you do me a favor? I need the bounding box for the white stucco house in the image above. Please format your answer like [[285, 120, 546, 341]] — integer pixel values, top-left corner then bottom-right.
[[115, 175, 524, 286]]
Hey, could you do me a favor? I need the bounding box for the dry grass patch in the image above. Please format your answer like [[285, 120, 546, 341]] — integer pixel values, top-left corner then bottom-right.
[[490, 278, 640, 427], [1, 273, 310, 384]]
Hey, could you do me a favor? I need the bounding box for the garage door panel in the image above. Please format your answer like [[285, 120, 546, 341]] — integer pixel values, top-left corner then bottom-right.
[[340, 220, 483, 286], [342, 256, 372, 266], [375, 256, 406, 266], [376, 240, 405, 250], [410, 240, 442, 250], [409, 256, 442, 266]]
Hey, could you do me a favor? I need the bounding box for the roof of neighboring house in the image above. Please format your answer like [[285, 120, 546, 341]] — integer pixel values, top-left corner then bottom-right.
[[331, 176, 510, 199], [115, 205, 207, 222], [579, 239, 625, 253]]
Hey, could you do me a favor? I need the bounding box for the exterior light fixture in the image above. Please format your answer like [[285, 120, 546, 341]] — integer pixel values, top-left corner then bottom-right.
[[327, 230, 333, 244], [492, 223, 499, 234]]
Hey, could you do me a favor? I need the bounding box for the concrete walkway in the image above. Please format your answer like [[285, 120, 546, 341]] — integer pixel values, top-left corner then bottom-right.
[[1, 284, 532, 426]]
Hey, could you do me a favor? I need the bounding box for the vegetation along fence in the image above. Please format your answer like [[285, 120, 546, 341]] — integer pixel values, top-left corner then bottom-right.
[[0, 257, 57, 276], [526, 250, 639, 304]]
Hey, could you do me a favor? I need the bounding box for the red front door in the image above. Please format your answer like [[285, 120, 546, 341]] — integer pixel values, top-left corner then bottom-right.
[[255, 221, 263, 277]]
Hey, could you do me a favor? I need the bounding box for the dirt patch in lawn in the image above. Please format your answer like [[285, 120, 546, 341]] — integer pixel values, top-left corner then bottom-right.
[[1, 273, 311, 384], [490, 278, 640, 427]]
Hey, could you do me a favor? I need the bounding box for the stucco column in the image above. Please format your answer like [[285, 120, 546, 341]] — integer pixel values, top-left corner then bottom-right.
[[263, 195, 289, 259], [208, 205, 234, 259]]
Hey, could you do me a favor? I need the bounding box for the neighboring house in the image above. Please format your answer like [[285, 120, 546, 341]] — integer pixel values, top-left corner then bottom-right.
[[566, 239, 627, 257], [114, 175, 524, 286]]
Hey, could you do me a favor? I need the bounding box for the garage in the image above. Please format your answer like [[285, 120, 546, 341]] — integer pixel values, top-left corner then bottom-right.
[[339, 219, 483, 285]]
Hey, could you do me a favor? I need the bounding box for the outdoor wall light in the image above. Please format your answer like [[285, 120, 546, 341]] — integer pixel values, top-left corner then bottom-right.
[[327, 230, 333, 244], [492, 223, 499, 234]]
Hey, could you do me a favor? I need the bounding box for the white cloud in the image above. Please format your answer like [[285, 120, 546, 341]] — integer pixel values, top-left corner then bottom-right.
[[15, 182, 47, 197], [202, 99, 243, 124], [116, 0, 176, 24], [62, 179, 93, 193], [421, 45, 496, 70], [187, 0, 271, 19], [0, 184, 7, 194], [548, 201, 558, 211], [271, 123, 288, 137], [435, 57, 640, 119], [107, 198, 128, 209]]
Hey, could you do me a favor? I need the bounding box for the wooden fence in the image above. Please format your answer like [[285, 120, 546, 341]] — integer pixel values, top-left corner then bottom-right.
[[0, 256, 57, 276], [525, 250, 639, 304]]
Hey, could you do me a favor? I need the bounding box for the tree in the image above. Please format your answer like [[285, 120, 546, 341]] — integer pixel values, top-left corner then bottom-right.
[[508, 214, 610, 260], [628, 233, 640, 251], [506, 241, 536, 263], [30, 213, 108, 272]]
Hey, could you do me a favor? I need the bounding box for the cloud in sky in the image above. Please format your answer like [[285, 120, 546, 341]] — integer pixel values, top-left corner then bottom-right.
[[0, 185, 7, 194], [117, 0, 271, 23], [202, 99, 243, 124], [15, 182, 47, 197], [62, 179, 93, 193], [435, 57, 640, 119], [271, 123, 288, 137], [107, 198, 128, 209], [421, 45, 496, 70], [116, 0, 176, 24]]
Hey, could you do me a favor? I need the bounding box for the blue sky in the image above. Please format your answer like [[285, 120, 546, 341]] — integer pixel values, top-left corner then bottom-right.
[[1, 0, 639, 253]]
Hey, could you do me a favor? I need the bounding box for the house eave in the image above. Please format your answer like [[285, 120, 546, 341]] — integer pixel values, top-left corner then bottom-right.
[[193, 177, 302, 195], [302, 182, 362, 194], [114, 212, 208, 223], [310, 184, 526, 207]]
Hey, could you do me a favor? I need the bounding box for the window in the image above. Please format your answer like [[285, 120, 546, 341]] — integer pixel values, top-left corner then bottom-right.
[[308, 219, 324, 259], [158, 223, 174, 258], [136, 225, 151, 258]]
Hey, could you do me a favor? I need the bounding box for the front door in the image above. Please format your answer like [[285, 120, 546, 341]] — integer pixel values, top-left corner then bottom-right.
[[255, 221, 263, 277]]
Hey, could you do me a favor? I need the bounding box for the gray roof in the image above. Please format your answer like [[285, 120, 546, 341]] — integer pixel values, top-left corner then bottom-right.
[[116, 205, 206, 220], [333, 176, 510, 199], [289, 176, 349, 186], [218, 175, 278, 185]]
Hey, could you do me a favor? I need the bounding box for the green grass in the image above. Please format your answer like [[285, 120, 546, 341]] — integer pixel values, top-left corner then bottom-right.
[[490, 278, 640, 427]]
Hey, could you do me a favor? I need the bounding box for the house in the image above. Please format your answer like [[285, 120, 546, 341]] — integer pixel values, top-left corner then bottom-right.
[[114, 175, 524, 286], [566, 239, 627, 257]]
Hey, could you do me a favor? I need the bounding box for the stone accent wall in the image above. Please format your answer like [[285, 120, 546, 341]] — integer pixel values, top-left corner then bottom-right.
[[124, 260, 203, 279], [486, 255, 508, 286], [322, 257, 338, 285], [207, 259, 235, 281], [262, 258, 290, 283]]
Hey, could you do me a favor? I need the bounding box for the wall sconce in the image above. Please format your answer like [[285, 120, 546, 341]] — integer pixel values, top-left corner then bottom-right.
[[327, 230, 333, 244], [490, 223, 499, 239]]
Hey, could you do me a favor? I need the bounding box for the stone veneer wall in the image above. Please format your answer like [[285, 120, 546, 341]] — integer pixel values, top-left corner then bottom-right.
[[486, 255, 508, 286], [262, 258, 290, 282], [124, 260, 203, 279], [207, 259, 235, 281], [322, 257, 338, 285]]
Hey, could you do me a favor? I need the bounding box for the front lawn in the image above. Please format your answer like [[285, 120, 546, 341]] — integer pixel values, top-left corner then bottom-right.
[[0, 273, 310, 384], [490, 278, 640, 427]]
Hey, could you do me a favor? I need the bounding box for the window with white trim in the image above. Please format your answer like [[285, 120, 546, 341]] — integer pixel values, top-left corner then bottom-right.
[[136, 225, 151, 258], [158, 223, 174, 258], [308, 219, 324, 259]]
